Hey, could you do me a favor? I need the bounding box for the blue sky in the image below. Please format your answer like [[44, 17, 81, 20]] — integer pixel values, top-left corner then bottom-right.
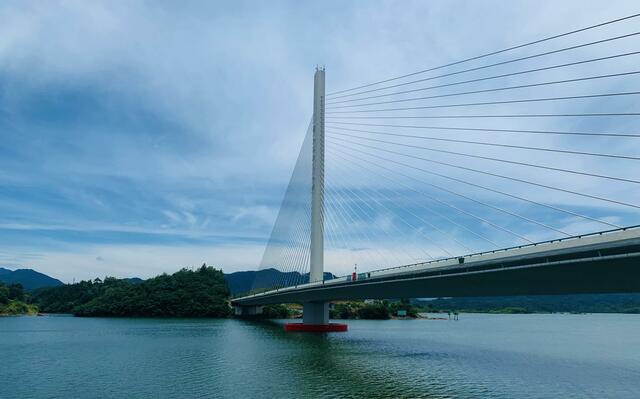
[[1, 1, 639, 281]]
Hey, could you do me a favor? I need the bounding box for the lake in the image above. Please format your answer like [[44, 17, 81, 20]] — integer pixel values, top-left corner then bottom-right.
[[1, 314, 639, 398]]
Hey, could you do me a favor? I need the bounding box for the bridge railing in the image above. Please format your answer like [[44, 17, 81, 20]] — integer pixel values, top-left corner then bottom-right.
[[346, 225, 640, 277]]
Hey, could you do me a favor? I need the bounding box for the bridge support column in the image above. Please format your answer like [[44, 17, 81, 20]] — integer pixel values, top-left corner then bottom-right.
[[286, 300, 346, 331], [302, 301, 329, 324]]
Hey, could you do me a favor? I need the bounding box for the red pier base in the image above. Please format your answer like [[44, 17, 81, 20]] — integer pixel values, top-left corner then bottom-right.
[[284, 323, 348, 332]]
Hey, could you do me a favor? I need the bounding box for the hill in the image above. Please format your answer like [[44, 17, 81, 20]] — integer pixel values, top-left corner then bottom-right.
[[33, 265, 231, 317], [224, 268, 336, 296], [0, 267, 63, 291]]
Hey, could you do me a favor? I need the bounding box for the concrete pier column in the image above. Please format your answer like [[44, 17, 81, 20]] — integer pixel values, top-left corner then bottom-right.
[[303, 301, 329, 324]]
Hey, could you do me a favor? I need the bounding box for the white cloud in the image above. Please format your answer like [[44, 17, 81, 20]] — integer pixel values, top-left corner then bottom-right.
[[23, 243, 265, 283]]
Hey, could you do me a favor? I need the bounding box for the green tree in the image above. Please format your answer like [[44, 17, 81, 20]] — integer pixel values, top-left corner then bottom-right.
[[0, 283, 9, 304], [261, 304, 291, 319], [389, 298, 419, 317], [357, 301, 390, 319], [8, 283, 25, 301], [330, 302, 360, 319]]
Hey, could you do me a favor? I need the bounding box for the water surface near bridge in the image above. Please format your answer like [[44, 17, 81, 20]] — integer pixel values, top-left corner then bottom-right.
[[1, 314, 639, 398]]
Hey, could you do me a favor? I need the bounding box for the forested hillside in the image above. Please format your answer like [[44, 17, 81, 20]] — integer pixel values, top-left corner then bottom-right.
[[34, 265, 231, 317]]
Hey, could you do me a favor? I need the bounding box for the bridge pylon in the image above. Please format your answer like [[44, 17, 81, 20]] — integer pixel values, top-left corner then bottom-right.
[[309, 66, 325, 289], [285, 67, 347, 332]]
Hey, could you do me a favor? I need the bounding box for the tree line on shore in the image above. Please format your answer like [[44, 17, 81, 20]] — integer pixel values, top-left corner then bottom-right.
[[33, 265, 231, 317], [331, 299, 420, 319], [416, 295, 640, 314], [257, 298, 421, 320]]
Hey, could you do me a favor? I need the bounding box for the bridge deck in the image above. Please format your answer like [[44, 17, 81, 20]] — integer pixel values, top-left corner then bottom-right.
[[232, 226, 640, 306]]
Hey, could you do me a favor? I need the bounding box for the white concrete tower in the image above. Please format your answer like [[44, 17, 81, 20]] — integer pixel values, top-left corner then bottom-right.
[[303, 67, 329, 325], [310, 67, 325, 284]]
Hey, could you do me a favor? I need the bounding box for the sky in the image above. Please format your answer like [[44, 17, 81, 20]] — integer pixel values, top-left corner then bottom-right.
[[1, 0, 639, 282]]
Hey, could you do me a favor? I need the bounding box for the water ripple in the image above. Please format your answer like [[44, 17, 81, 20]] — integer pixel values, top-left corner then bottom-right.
[[0, 314, 639, 398]]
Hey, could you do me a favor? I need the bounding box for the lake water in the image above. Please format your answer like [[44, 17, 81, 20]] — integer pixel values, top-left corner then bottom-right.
[[1, 314, 639, 398]]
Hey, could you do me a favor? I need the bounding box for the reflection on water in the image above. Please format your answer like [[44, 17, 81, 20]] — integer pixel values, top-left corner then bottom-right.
[[1, 314, 639, 398]]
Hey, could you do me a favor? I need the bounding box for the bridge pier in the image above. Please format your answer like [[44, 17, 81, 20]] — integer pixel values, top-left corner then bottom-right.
[[234, 305, 263, 317], [303, 301, 329, 324], [285, 300, 346, 332]]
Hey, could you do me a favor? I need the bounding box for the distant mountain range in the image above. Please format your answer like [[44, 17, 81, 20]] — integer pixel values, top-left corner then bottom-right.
[[224, 268, 337, 296], [0, 267, 64, 291]]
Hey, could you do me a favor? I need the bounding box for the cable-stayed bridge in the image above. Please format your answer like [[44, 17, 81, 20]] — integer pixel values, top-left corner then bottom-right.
[[232, 13, 640, 330]]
